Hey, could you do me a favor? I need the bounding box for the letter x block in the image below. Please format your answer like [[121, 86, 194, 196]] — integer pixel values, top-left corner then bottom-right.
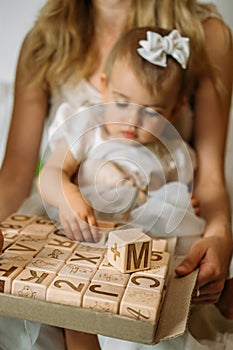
[[107, 229, 152, 273]]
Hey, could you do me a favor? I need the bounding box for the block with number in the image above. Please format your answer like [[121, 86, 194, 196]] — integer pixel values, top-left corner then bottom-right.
[[119, 287, 161, 322], [47, 276, 90, 306], [152, 238, 168, 252], [107, 229, 152, 273]]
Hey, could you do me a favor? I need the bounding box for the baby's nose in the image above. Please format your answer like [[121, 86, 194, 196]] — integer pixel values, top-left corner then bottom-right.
[[127, 106, 141, 126]]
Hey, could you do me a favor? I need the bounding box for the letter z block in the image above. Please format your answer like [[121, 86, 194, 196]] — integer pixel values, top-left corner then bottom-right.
[[107, 229, 152, 273]]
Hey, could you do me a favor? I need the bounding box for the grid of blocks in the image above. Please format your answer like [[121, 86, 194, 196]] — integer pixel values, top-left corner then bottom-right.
[[0, 213, 170, 324]]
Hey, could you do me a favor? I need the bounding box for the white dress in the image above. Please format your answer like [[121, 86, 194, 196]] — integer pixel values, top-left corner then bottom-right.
[[47, 102, 205, 237]]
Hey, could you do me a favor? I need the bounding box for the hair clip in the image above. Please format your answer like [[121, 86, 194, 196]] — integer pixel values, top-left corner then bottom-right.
[[137, 29, 190, 69]]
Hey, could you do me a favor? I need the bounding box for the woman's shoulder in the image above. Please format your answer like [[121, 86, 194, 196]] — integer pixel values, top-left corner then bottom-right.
[[196, 3, 222, 23]]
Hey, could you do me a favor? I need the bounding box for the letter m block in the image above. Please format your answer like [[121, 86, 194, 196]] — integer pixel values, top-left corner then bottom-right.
[[107, 229, 152, 273]]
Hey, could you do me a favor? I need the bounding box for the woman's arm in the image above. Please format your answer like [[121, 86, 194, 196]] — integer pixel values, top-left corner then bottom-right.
[[38, 140, 99, 243], [0, 38, 49, 221], [176, 18, 233, 303]]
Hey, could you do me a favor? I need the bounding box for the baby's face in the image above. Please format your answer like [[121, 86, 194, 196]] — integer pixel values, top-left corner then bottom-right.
[[101, 60, 180, 145]]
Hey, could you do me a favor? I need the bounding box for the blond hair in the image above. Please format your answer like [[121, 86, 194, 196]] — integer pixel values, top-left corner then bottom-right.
[[104, 27, 191, 100], [21, 0, 230, 94]]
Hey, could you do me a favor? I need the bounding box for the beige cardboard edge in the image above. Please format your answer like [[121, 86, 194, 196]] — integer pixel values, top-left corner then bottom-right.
[[0, 255, 197, 345], [154, 256, 198, 343]]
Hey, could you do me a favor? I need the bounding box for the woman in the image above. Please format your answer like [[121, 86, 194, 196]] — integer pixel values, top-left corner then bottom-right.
[[0, 1, 232, 348]]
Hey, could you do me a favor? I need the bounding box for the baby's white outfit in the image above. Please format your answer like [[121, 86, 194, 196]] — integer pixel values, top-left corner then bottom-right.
[[47, 102, 205, 237]]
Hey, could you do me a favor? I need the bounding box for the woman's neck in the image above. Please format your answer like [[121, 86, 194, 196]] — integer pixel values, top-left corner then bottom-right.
[[93, 0, 133, 37], [88, 1, 133, 90]]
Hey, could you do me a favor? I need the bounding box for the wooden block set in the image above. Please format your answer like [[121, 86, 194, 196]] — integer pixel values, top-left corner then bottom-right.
[[0, 213, 170, 324]]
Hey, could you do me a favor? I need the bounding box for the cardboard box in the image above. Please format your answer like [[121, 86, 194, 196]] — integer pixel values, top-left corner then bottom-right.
[[0, 260, 197, 344], [0, 215, 197, 345]]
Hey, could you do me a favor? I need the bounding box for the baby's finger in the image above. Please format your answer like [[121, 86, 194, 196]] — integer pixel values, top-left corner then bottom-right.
[[88, 217, 100, 243], [60, 218, 74, 240], [68, 218, 85, 241], [79, 220, 94, 243]]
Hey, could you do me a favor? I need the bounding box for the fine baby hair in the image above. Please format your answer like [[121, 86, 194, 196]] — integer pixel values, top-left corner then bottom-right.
[[104, 27, 193, 102]]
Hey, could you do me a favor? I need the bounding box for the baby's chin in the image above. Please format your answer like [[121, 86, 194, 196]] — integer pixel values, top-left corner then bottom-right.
[[116, 137, 143, 146]]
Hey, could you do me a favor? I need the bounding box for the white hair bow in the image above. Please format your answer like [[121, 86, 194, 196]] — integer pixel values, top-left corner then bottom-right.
[[137, 29, 190, 69]]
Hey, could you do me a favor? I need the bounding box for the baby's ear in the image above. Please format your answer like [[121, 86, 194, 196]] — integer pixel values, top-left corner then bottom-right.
[[100, 73, 107, 100]]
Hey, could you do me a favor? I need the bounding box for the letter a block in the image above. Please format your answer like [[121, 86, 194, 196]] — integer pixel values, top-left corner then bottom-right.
[[107, 229, 152, 273]]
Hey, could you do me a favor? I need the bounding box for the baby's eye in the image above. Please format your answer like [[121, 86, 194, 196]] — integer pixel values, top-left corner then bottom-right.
[[115, 101, 129, 109], [142, 107, 159, 118]]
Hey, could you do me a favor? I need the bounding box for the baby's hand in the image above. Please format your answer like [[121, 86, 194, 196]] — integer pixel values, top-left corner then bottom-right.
[[58, 189, 99, 243]]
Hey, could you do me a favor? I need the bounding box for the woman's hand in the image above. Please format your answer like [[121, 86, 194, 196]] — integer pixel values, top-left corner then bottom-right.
[[58, 188, 99, 243], [176, 233, 233, 304]]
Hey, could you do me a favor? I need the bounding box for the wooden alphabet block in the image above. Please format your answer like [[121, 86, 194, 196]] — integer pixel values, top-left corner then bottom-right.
[[1, 239, 13, 252], [32, 217, 55, 226], [20, 222, 54, 236], [2, 213, 35, 227], [92, 268, 130, 288], [75, 243, 106, 255], [26, 257, 64, 274], [45, 235, 77, 251], [150, 251, 170, 269], [139, 250, 170, 279], [18, 216, 55, 237], [12, 268, 55, 300], [83, 282, 125, 313], [97, 220, 117, 231], [36, 247, 72, 261], [20, 232, 49, 242], [46, 276, 90, 306], [98, 256, 117, 270], [58, 263, 96, 281], [0, 264, 23, 293], [152, 238, 168, 252], [127, 272, 165, 293], [0, 252, 32, 267], [2, 231, 19, 242], [4, 239, 43, 256], [0, 214, 34, 236], [107, 229, 152, 273], [0, 223, 24, 235], [119, 287, 161, 322], [67, 251, 104, 268], [139, 263, 168, 279]]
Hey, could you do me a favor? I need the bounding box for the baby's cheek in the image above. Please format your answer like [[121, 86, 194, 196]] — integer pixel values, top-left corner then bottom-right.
[[139, 130, 156, 144]]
